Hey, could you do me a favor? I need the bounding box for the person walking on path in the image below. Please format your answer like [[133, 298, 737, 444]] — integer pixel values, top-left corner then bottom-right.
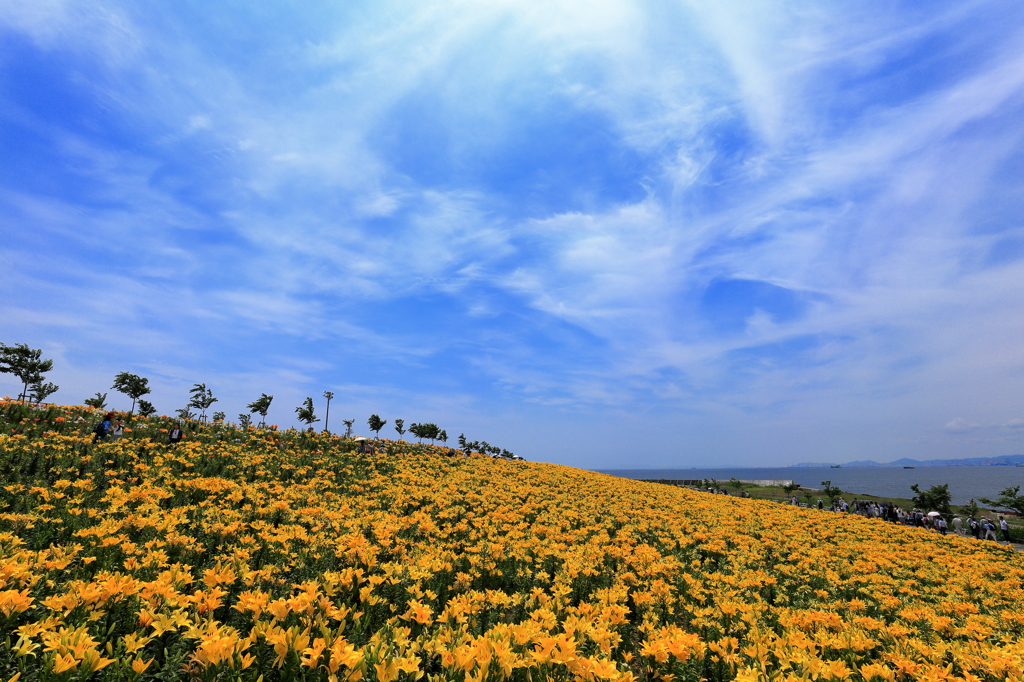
[[92, 412, 114, 443], [1000, 517, 1011, 543], [169, 423, 183, 445], [983, 519, 999, 541], [952, 516, 963, 535]]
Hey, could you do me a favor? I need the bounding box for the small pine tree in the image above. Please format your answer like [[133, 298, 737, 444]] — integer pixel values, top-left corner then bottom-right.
[[423, 423, 440, 444], [911, 483, 952, 516], [84, 392, 108, 410], [111, 372, 151, 415], [980, 485, 1024, 515], [29, 380, 59, 404], [342, 419, 355, 438], [295, 397, 320, 429], [821, 480, 844, 509], [188, 383, 218, 422], [248, 394, 274, 428], [137, 399, 157, 417], [0, 343, 54, 403], [367, 414, 386, 440], [394, 419, 406, 438]]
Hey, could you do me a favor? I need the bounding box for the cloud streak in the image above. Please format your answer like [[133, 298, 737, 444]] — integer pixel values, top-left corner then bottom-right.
[[2, 1, 1024, 466]]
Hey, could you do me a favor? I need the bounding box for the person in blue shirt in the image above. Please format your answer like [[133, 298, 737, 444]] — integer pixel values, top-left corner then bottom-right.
[[92, 412, 114, 443]]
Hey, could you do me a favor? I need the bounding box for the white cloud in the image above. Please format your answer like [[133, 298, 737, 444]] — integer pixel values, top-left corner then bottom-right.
[[945, 418, 980, 433], [4, 0, 1024, 463], [186, 115, 212, 133], [0, 0, 142, 66]]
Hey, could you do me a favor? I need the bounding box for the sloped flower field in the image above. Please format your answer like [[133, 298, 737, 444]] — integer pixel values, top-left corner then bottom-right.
[[1, 401, 1023, 681]]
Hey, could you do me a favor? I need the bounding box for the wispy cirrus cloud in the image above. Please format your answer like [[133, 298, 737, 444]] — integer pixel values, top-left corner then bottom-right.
[[2, 1, 1024, 466]]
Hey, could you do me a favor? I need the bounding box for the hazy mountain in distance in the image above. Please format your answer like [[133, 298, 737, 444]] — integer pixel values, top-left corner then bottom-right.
[[790, 454, 1024, 468]]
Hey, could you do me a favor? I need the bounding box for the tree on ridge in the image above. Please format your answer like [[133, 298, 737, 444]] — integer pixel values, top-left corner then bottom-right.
[[189, 383, 218, 422], [296, 397, 320, 430], [248, 393, 274, 428], [111, 372, 151, 415], [137, 399, 157, 417], [0, 342, 54, 403], [367, 414, 386, 440], [29, 380, 59, 404]]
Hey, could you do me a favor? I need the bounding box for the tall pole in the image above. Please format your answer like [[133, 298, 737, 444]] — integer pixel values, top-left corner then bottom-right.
[[323, 391, 334, 433]]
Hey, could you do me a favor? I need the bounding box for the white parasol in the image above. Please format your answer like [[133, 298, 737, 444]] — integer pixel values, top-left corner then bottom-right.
[[927, 511, 942, 517]]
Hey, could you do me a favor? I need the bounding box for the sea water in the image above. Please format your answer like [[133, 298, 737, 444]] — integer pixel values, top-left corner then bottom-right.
[[596, 466, 1024, 506]]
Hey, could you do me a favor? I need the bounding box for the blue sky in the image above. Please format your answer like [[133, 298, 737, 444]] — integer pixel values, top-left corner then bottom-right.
[[3, 0, 1024, 468]]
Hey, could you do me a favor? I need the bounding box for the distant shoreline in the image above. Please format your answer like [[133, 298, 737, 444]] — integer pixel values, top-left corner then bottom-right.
[[601, 456, 1024, 470], [787, 455, 1024, 468], [595, 466, 1024, 505], [600, 463, 1024, 472]]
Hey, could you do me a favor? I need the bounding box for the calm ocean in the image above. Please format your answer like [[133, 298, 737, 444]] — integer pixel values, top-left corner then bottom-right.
[[596, 467, 1024, 506]]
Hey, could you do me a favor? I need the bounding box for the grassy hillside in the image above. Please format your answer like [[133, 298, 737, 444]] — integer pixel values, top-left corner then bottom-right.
[[1, 401, 1023, 681]]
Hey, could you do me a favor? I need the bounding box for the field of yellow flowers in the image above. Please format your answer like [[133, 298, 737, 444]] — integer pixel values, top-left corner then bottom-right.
[[1, 401, 1023, 682]]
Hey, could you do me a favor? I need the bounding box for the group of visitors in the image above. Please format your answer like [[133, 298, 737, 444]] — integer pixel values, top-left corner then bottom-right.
[[782, 495, 1015, 544], [92, 412, 183, 444], [91, 412, 125, 443]]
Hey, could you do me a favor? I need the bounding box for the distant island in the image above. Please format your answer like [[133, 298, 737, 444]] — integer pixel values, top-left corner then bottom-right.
[[790, 454, 1024, 468]]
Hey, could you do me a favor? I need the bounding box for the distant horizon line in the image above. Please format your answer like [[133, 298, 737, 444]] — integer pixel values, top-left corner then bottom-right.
[[598, 454, 1024, 470]]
